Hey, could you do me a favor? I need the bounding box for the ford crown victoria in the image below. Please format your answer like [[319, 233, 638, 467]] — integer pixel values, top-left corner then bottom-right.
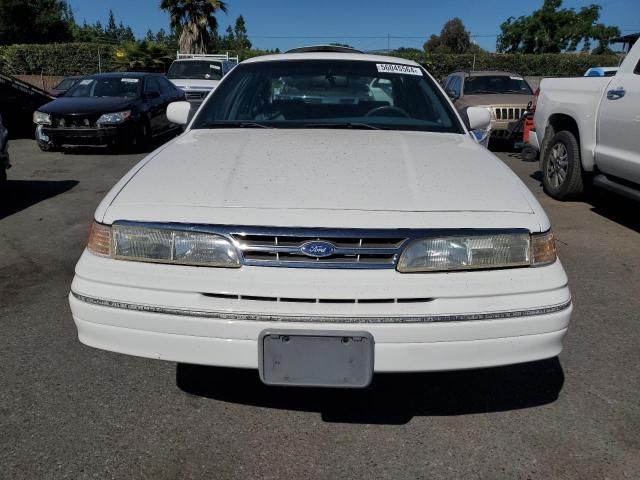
[[69, 48, 572, 388]]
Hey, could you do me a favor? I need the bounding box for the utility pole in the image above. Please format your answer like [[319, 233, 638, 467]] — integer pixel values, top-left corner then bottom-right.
[[98, 47, 102, 73], [387, 33, 390, 53]]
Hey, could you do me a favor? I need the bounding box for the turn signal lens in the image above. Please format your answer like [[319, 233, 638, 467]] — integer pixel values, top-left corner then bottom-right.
[[87, 222, 112, 257], [532, 231, 556, 266]]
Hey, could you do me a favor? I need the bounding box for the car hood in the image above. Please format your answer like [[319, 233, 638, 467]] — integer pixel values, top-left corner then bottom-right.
[[37, 97, 137, 115], [460, 93, 534, 107], [101, 129, 541, 229], [169, 79, 219, 90]]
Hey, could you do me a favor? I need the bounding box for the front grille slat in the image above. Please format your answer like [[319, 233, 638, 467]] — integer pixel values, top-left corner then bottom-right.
[[492, 106, 527, 124], [232, 232, 407, 269]]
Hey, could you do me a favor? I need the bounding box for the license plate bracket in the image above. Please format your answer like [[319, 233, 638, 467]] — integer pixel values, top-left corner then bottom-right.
[[258, 330, 374, 388]]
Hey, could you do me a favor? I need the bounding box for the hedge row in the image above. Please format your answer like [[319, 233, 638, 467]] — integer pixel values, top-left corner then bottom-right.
[[0, 42, 621, 79], [0, 43, 119, 76], [404, 52, 620, 80]]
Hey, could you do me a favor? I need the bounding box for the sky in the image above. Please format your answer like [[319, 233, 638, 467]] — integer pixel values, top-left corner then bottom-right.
[[67, 0, 640, 52]]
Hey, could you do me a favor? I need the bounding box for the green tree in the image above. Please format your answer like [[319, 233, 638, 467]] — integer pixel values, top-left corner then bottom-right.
[[497, 0, 620, 53], [113, 40, 175, 72], [233, 15, 251, 50], [160, 0, 228, 54], [423, 18, 479, 54], [0, 0, 73, 44], [105, 9, 118, 41], [220, 25, 234, 51]]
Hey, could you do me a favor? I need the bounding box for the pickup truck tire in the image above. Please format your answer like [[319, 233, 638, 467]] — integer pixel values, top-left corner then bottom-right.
[[542, 130, 583, 200]]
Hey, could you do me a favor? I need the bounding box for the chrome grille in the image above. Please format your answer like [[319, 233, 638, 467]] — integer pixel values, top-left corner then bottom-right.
[[493, 106, 526, 121], [231, 230, 408, 269], [111, 222, 530, 270]]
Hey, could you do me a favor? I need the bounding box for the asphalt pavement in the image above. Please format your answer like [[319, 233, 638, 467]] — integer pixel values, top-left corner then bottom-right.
[[1, 139, 638, 480]]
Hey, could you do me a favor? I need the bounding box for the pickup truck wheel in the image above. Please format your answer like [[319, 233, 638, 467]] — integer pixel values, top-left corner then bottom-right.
[[542, 130, 583, 200]]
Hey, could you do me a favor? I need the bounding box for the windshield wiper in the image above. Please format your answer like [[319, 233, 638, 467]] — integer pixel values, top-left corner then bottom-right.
[[201, 121, 273, 129], [501, 90, 529, 94], [302, 122, 382, 130]]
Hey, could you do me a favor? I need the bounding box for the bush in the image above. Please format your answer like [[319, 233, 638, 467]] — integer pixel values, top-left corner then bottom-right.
[[392, 52, 621, 80], [0, 43, 118, 76]]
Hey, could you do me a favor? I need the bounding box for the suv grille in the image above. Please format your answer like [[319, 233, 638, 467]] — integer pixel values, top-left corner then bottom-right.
[[493, 106, 526, 121], [231, 230, 409, 269]]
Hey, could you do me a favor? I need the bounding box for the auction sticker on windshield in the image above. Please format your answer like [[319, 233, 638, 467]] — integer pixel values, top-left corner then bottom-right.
[[121, 78, 139, 83], [376, 64, 422, 76]]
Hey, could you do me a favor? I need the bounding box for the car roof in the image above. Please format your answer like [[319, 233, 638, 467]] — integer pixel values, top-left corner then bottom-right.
[[243, 51, 421, 67], [453, 70, 524, 77], [87, 72, 155, 78], [173, 58, 227, 62]]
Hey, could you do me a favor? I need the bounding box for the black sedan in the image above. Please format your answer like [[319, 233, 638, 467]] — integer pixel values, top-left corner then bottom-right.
[[33, 72, 186, 151]]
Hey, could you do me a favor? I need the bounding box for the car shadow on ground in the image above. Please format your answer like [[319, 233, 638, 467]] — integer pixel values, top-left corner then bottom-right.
[[530, 171, 640, 233], [176, 358, 564, 425], [0, 179, 78, 220]]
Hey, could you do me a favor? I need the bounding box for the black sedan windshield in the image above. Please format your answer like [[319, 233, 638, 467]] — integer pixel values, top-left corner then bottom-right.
[[192, 60, 463, 133], [66, 77, 141, 98]]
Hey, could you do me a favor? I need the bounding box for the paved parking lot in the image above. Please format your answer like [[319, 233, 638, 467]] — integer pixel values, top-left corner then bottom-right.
[[1, 139, 638, 480]]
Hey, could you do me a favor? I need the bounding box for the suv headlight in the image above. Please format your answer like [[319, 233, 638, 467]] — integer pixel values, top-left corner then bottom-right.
[[397, 231, 556, 273], [97, 110, 132, 125], [33, 111, 51, 125], [87, 222, 240, 268]]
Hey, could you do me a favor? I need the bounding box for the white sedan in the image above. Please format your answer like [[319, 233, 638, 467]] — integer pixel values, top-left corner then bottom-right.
[[70, 47, 572, 388]]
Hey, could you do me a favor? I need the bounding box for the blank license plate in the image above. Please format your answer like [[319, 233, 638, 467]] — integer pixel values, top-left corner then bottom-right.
[[259, 330, 374, 388]]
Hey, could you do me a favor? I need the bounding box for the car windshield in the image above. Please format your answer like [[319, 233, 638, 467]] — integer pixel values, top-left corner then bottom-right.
[[56, 78, 78, 90], [464, 75, 532, 95], [65, 77, 141, 98], [192, 59, 463, 133], [168, 61, 223, 80]]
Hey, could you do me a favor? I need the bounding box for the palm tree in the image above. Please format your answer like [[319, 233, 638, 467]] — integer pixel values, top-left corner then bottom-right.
[[160, 0, 227, 54]]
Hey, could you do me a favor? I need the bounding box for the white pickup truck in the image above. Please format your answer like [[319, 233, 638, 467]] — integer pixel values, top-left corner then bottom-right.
[[532, 41, 640, 201]]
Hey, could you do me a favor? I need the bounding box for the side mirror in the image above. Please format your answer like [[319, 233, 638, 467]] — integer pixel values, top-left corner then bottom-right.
[[466, 107, 491, 130], [145, 91, 161, 100], [167, 101, 192, 126], [446, 89, 459, 100], [466, 107, 492, 147]]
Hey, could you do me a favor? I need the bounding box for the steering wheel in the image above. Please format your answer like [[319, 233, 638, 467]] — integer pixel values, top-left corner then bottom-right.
[[365, 105, 410, 118]]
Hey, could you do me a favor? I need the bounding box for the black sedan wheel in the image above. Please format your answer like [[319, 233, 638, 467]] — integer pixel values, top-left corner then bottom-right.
[[131, 120, 150, 152]]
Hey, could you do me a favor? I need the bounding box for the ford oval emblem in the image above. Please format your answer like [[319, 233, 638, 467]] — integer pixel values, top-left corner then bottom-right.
[[300, 241, 336, 258]]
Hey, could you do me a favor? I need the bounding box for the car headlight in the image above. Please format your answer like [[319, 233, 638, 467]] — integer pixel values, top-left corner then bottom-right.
[[397, 231, 556, 273], [33, 111, 51, 125], [86, 222, 240, 268], [96, 110, 132, 125]]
